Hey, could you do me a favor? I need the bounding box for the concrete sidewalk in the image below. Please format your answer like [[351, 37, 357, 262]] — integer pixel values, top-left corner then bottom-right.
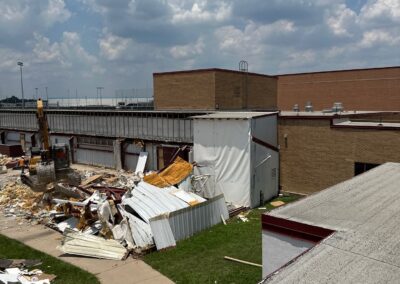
[[0, 216, 173, 284]]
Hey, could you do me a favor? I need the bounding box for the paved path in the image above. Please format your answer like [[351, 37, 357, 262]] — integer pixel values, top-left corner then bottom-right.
[[0, 215, 173, 284]]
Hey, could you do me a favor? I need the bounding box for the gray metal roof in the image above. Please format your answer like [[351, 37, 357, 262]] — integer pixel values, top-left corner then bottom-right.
[[264, 162, 400, 283], [191, 112, 277, 119]]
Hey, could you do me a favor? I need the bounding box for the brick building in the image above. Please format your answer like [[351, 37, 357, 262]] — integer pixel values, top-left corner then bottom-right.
[[277, 66, 400, 111], [279, 111, 400, 194], [153, 68, 277, 111]]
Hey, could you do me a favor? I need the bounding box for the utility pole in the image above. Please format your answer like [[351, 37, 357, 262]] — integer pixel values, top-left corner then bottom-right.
[[17, 62, 24, 108]]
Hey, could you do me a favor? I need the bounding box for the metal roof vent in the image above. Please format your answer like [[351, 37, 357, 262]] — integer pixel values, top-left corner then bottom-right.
[[293, 104, 300, 112], [332, 102, 344, 113], [305, 101, 313, 112]]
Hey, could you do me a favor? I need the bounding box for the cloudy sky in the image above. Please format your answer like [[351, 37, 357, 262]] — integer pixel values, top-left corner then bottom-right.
[[0, 0, 399, 99]]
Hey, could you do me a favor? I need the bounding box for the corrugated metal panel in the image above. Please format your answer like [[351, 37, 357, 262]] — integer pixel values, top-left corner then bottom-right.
[[0, 110, 194, 143], [75, 148, 114, 168], [168, 194, 228, 241], [149, 215, 176, 250], [118, 205, 153, 248], [122, 182, 189, 222], [124, 154, 139, 171]]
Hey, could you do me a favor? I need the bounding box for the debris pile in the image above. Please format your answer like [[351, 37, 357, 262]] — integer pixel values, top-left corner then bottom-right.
[[0, 156, 229, 260], [0, 258, 56, 284]]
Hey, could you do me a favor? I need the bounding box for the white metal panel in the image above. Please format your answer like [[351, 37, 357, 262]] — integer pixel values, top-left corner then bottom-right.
[[251, 142, 279, 206], [193, 119, 252, 207], [168, 194, 228, 241], [149, 215, 176, 250], [122, 182, 189, 222], [251, 114, 278, 147]]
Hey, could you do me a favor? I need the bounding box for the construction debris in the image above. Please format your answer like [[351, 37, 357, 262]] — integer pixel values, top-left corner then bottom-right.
[[144, 157, 193, 187], [224, 256, 262, 268], [58, 229, 129, 260], [0, 156, 229, 260], [270, 201, 285, 207], [0, 267, 56, 284], [0, 259, 42, 270]]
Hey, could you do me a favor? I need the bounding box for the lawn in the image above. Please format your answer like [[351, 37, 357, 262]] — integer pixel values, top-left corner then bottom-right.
[[144, 194, 301, 284], [0, 234, 100, 284]]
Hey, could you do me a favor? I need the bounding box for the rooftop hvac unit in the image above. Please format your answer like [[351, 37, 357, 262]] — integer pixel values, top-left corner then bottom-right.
[[293, 104, 300, 112], [305, 101, 313, 112], [332, 102, 344, 113]]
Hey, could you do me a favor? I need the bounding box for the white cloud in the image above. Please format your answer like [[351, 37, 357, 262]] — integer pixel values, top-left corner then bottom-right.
[[171, 1, 231, 23], [360, 0, 400, 23], [170, 37, 205, 59], [40, 0, 71, 27], [359, 29, 400, 47], [99, 33, 131, 60], [327, 4, 357, 36]]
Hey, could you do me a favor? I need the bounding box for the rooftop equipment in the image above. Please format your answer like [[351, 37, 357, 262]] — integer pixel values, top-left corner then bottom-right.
[[305, 101, 313, 112]]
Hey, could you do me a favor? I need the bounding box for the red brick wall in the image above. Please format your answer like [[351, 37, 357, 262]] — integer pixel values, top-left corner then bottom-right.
[[277, 67, 400, 111]]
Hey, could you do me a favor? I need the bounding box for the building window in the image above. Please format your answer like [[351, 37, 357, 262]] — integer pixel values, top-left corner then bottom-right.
[[354, 162, 380, 176]]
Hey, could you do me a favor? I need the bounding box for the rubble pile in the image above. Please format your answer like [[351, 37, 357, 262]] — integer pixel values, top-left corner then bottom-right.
[[0, 154, 13, 166], [0, 181, 44, 219], [0, 157, 229, 260], [0, 259, 56, 284]]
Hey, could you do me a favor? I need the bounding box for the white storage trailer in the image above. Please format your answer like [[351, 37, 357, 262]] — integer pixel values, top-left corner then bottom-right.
[[192, 112, 279, 208]]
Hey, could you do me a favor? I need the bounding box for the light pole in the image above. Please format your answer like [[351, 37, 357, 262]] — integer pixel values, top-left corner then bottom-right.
[[17, 62, 24, 108], [96, 87, 104, 108], [35, 87, 38, 100]]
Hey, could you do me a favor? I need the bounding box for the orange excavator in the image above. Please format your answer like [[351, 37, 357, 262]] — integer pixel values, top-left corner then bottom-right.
[[21, 99, 79, 191]]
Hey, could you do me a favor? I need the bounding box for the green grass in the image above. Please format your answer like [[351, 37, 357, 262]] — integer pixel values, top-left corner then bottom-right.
[[144, 194, 301, 284], [0, 234, 100, 284]]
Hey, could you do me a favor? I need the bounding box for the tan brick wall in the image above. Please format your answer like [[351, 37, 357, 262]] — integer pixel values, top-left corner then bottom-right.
[[214, 71, 244, 109], [213, 71, 278, 110], [154, 72, 216, 110], [279, 118, 400, 194], [277, 67, 400, 111], [154, 69, 277, 110], [247, 75, 277, 110]]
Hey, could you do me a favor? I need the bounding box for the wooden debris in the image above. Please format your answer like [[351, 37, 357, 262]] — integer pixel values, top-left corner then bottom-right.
[[270, 200, 285, 207], [80, 174, 102, 186], [224, 256, 262, 268]]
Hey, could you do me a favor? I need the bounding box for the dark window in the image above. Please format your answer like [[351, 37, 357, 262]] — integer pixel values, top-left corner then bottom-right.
[[354, 162, 380, 176]]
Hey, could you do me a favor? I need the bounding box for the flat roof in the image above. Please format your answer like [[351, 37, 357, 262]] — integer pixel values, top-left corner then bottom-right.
[[279, 110, 386, 118], [333, 120, 400, 130], [263, 162, 400, 283], [153, 68, 276, 78], [276, 65, 400, 77], [191, 112, 278, 120]]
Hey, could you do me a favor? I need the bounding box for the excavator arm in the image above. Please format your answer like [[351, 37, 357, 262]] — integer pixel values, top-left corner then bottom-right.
[[37, 98, 50, 152]]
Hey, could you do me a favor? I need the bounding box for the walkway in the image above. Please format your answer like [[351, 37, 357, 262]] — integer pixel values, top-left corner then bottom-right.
[[0, 215, 173, 284]]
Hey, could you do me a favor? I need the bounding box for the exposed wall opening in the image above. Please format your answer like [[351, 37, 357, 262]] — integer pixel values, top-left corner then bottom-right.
[[354, 162, 380, 176], [0, 132, 5, 144], [261, 214, 334, 279], [157, 145, 189, 170]]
